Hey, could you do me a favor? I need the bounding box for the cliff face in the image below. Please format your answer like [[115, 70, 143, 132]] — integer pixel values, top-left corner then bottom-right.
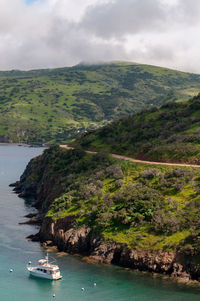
[[13, 146, 200, 282], [38, 216, 200, 281], [13, 151, 66, 210]]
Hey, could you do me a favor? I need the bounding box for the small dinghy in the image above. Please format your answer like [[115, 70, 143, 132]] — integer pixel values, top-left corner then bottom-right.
[[27, 254, 62, 280]]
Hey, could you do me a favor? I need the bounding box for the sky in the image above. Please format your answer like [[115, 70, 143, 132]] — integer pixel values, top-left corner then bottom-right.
[[0, 0, 200, 72]]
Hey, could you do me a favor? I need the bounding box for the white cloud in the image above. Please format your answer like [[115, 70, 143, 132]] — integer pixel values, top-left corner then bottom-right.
[[0, 0, 200, 72]]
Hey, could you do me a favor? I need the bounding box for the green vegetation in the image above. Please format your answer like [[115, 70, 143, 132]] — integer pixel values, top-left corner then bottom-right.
[[73, 94, 200, 164], [1, 62, 200, 144], [30, 146, 200, 252]]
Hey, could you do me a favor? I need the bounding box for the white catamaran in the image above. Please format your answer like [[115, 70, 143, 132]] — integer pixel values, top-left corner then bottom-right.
[[27, 254, 62, 280]]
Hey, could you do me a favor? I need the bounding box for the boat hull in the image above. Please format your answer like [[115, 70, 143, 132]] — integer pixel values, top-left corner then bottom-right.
[[27, 267, 62, 280], [29, 271, 62, 280]]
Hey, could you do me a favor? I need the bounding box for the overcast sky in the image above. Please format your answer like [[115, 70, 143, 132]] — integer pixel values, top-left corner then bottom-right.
[[0, 0, 200, 72]]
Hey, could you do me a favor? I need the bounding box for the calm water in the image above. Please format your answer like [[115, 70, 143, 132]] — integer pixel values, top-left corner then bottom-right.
[[0, 145, 199, 301]]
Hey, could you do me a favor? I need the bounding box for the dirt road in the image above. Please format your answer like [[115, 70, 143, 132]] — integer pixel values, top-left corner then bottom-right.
[[60, 145, 200, 168]]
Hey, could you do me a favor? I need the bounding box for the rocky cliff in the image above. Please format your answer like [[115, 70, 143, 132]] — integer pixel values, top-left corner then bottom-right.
[[12, 146, 200, 282], [37, 215, 200, 281]]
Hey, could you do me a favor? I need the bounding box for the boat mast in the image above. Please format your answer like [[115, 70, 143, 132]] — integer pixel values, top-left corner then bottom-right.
[[46, 253, 48, 265]]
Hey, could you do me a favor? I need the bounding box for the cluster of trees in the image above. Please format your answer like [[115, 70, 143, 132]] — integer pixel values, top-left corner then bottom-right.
[[34, 147, 200, 253]]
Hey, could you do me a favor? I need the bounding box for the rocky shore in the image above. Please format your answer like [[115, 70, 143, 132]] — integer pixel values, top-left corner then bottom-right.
[[37, 216, 195, 281], [11, 149, 200, 283]]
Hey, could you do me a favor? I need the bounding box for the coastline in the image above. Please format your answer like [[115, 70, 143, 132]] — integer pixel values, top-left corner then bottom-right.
[[0, 143, 46, 148], [12, 187, 200, 284], [11, 146, 200, 284], [22, 215, 200, 287], [0, 143, 29, 146]]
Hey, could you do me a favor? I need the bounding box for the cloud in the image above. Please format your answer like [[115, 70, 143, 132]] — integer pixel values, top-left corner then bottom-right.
[[81, 0, 167, 39], [0, 0, 200, 72], [81, 0, 200, 39]]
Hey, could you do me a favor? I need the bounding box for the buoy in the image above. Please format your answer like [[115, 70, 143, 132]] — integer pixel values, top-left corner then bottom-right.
[[94, 282, 97, 286], [53, 293, 56, 298], [81, 287, 85, 291], [10, 269, 13, 272]]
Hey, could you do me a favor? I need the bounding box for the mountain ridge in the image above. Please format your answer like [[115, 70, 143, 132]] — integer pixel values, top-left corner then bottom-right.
[[1, 61, 200, 144], [72, 94, 200, 164]]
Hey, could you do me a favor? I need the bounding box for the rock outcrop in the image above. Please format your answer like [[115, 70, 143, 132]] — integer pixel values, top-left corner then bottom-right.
[[32, 215, 198, 281]]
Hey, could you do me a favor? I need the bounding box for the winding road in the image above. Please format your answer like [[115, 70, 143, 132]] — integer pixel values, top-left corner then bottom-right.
[[60, 145, 200, 168]]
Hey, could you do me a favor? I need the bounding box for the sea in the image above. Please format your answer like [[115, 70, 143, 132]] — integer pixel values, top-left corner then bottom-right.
[[0, 144, 199, 301]]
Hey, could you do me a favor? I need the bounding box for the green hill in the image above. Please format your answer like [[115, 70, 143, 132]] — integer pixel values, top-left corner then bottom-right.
[[14, 146, 200, 280], [73, 94, 200, 164], [1, 62, 200, 144]]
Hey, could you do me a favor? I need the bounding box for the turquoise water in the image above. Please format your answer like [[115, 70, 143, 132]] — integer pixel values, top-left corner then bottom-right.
[[0, 145, 200, 301]]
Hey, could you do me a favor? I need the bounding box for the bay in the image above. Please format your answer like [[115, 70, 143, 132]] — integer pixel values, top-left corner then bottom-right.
[[0, 145, 199, 301]]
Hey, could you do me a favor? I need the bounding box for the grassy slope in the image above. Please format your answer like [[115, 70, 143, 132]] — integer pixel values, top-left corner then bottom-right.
[[73, 94, 200, 164], [29, 146, 200, 254], [1, 62, 200, 144]]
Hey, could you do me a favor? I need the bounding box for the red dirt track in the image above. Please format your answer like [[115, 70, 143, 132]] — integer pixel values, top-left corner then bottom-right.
[[60, 145, 200, 168]]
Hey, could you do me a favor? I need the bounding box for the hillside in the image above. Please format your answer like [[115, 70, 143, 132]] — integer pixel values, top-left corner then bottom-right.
[[14, 146, 200, 280], [73, 94, 200, 164], [1, 62, 200, 144]]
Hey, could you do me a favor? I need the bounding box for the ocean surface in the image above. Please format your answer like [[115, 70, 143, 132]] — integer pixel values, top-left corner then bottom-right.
[[0, 145, 200, 301]]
